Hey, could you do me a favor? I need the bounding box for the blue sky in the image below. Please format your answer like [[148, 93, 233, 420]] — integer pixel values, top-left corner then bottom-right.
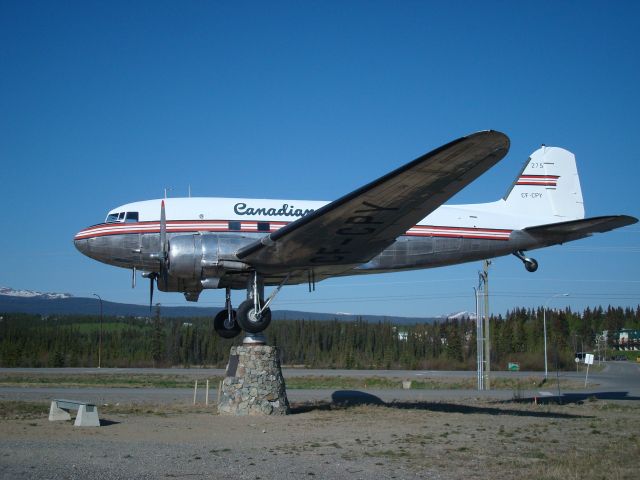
[[1, 1, 638, 317]]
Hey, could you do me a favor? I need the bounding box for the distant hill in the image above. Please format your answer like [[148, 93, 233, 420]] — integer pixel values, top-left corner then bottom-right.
[[0, 287, 442, 324]]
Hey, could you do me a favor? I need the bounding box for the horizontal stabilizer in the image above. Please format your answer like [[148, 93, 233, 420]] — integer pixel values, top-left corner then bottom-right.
[[523, 215, 637, 244]]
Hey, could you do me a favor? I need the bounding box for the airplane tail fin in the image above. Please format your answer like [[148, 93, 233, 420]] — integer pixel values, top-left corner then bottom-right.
[[502, 146, 585, 222]]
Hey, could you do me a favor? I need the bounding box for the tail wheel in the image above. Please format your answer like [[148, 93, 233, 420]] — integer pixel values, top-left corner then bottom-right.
[[213, 309, 241, 339], [236, 299, 272, 333], [525, 258, 539, 272]]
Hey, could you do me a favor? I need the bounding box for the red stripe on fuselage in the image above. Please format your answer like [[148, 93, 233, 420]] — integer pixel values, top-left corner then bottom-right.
[[75, 221, 512, 241]]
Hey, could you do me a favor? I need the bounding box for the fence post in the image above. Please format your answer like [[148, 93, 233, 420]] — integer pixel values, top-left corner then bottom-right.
[[193, 380, 198, 405]]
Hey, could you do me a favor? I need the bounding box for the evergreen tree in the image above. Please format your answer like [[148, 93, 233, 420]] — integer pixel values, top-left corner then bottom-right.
[[151, 306, 165, 367]]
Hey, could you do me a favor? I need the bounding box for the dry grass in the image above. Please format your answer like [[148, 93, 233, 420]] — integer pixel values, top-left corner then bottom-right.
[[280, 400, 640, 479]]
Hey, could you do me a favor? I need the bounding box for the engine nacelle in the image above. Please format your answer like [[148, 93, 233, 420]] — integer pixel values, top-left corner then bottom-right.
[[156, 274, 204, 294], [166, 234, 252, 282], [167, 234, 220, 279]]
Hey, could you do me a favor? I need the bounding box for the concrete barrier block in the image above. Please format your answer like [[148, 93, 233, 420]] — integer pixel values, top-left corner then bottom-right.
[[74, 404, 100, 427], [48, 401, 71, 422]]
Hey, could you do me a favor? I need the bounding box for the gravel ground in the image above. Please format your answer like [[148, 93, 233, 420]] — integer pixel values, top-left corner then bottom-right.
[[1, 362, 638, 479], [1, 397, 639, 480]]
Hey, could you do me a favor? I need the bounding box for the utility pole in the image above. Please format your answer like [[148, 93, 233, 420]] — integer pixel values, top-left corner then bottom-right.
[[476, 260, 491, 390], [474, 287, 483, 390], [483, 260, 491, 390]]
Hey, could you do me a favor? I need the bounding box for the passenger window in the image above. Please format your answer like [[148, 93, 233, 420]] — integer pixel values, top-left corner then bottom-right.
[[257, 222, 270, 232], [125, 212, 139, 223], [106, 213, 119, 223], [228, 221, 241, 231]]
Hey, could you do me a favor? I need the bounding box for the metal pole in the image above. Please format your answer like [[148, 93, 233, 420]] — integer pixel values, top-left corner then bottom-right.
[[483, 260, 491, 390], [474, 287, 482, 390], [543, 307, 548, 380], [92, 294, 103, 369], [585, 363, 590, 387]]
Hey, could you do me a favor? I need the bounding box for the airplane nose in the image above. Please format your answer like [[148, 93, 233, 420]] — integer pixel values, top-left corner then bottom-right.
[[74, 237, 89, 256]]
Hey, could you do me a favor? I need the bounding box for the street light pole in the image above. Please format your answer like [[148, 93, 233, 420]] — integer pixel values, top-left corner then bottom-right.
[[92, 294, 103, 369], [543, 293, 569, 380]]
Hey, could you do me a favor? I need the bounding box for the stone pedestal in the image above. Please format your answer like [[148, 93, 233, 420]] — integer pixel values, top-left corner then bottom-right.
[[217, 345, 290, 416]]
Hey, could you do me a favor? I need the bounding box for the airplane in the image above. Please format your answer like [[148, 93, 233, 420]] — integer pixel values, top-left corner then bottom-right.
[[74, 131, 637, 338]]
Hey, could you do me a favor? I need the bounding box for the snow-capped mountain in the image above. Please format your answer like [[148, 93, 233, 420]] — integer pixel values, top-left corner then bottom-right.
[[0, 287, 73, 300], [442, 311, 477, 320]]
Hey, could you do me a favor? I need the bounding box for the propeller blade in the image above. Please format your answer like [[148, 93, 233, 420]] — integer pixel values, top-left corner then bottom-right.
[[149, 275, 154, 313], [159, 200, 169, 285], [160, 200, 167, 257]]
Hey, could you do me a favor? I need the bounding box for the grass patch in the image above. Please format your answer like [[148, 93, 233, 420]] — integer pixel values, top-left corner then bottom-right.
[[0, 399, 215, 420], [0, 401, 49, 420], [0, 373, 221, 389], [0, 372, 588, 391], [287, 375, 585, 390]]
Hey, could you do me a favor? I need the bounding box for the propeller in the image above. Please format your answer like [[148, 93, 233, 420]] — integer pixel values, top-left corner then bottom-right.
[[148, 200, 169, 312], [160, 200, 167, 261], [149, 272, 156, 312]]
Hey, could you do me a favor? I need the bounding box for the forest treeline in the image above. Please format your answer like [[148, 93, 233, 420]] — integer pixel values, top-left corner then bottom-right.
[[0, 305, 638, 370]]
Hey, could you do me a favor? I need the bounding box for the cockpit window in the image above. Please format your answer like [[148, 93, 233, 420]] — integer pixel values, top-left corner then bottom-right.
[[125, 212, 139, 223], [106, 211, 136, 223]]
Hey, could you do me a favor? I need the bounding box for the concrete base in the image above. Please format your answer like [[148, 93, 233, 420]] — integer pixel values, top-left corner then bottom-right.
[[218, 345, 290, 416], [74, 404, 100, 427], [48, 400, 100, 427], [48, 402, 71, 422]]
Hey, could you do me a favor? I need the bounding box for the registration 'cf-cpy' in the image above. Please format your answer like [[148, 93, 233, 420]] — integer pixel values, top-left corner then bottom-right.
[[74, 131, 637, 338]]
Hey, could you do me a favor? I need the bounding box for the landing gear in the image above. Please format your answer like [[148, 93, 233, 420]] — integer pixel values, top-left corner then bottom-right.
[[213, 288, 241, 339], [214, 310, 241, 338], [513, 250, 538, 272], [237, 299, 272, 333], [213, 272, 288, 337], [236, 272, 271, 334], [235, 271, 289, 334]]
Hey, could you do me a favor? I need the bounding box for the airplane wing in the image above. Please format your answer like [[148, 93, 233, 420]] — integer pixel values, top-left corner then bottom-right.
[[523, 215, 638, 245], [236, 130, 510, 274]]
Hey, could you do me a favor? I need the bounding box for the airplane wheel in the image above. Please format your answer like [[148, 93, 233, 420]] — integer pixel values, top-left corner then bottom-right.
[[236, 299, 272, 333], [525, 258, 538, 273], [213, 309, 241, 339]]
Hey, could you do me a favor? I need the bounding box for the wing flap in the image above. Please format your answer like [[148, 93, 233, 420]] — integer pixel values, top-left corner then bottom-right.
[[236, 131, 510, 272]]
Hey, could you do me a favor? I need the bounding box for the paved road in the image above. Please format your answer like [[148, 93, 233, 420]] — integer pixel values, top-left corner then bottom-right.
[[1, 362, 638, 405], [0, 366, 589, 378]]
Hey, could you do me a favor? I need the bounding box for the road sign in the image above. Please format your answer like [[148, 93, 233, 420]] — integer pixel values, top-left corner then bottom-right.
[[584, 353, 594, 387]]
